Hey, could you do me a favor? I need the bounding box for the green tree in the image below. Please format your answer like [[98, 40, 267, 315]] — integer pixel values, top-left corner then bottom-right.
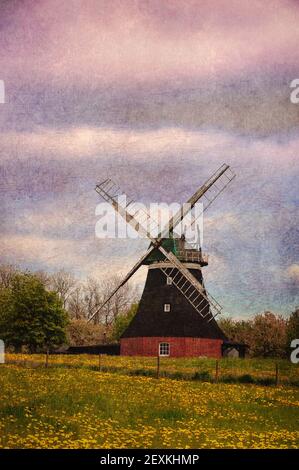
[[218, 317, 253, 346], [218, 312, 289, 357], [286, 308, 299, 348], [251, 311, 287, 358], [110, 303, 138, 341], [67, 319, 106, 346], [217, 317, 236, 339], [0, 273, 68, 352]]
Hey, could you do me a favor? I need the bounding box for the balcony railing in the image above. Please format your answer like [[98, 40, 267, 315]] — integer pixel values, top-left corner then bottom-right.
[[176, 250, 208, 264]]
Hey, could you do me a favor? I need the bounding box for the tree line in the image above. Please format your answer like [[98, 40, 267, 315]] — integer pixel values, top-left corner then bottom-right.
[[0, 264, 298, 357], [218, 310, 299, 358], [0, 264, 138, 352]]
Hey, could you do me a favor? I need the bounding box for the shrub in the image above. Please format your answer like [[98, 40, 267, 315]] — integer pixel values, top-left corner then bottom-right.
[[220, 374, 236, 384], [66, 319, 106, 346], [256, 377, 276, 386], [192, 371, 212, 382], [238, 374, 255, 384]]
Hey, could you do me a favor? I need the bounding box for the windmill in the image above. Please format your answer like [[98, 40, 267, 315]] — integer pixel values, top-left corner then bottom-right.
[[89, 164, 236, 358]]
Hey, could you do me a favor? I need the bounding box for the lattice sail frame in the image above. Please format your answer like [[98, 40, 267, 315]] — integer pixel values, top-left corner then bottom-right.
[[88, 164, 235, 323]]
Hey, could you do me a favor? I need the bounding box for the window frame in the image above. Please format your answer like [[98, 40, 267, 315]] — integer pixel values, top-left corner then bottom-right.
[[164, 303, 171, 312], [159, 342, 170, 357]]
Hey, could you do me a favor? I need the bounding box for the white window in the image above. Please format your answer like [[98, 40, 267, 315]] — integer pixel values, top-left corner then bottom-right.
[[159, 342, 170, 356], [167, 276, 173, 285], [164, 303, 171, 312]]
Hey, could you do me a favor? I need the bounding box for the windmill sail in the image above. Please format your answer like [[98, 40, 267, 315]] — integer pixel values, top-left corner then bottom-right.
[[95, 179, 160, 241], [87, 245, 155, 323], [157, 246, 222, 320], [90, 164, 235, 324], [159, 164, 235, 238]]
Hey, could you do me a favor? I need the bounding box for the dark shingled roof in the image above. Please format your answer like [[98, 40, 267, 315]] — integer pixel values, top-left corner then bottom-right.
[[122, 266, 227, 340]]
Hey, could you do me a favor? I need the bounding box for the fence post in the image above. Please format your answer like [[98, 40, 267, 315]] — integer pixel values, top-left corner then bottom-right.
[[275, 363, 279, 386], [215, 360, 219, 383], [45, 348, 49, 368], [156, 354, 160, 379], [99, 354, 102, 372]]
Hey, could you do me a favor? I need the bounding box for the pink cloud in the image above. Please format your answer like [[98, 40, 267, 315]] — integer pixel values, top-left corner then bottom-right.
[[0, 125, 298, 163], [1, 0, 299, 87]]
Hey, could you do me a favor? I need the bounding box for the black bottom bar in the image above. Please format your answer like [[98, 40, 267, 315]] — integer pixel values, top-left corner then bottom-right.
[[0, 449, 297, 465]]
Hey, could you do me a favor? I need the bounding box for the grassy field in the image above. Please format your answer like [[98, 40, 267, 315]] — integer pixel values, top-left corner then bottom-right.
[[5, 353, 299, 385], [0, 355, 298, 449]]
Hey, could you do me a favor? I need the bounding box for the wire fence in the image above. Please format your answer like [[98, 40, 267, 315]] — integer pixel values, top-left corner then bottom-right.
[[3, 354, 299, 387]]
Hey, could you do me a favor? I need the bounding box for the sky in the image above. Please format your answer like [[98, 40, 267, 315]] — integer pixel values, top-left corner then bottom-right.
[[0, 0, 298, 317]]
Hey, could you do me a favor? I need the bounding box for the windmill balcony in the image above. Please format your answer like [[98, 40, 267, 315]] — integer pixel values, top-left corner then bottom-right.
[[176, 250, 209, 265]]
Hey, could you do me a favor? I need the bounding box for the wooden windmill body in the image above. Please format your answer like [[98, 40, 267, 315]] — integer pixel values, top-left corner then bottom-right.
[[89, 164, 235, 358]]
